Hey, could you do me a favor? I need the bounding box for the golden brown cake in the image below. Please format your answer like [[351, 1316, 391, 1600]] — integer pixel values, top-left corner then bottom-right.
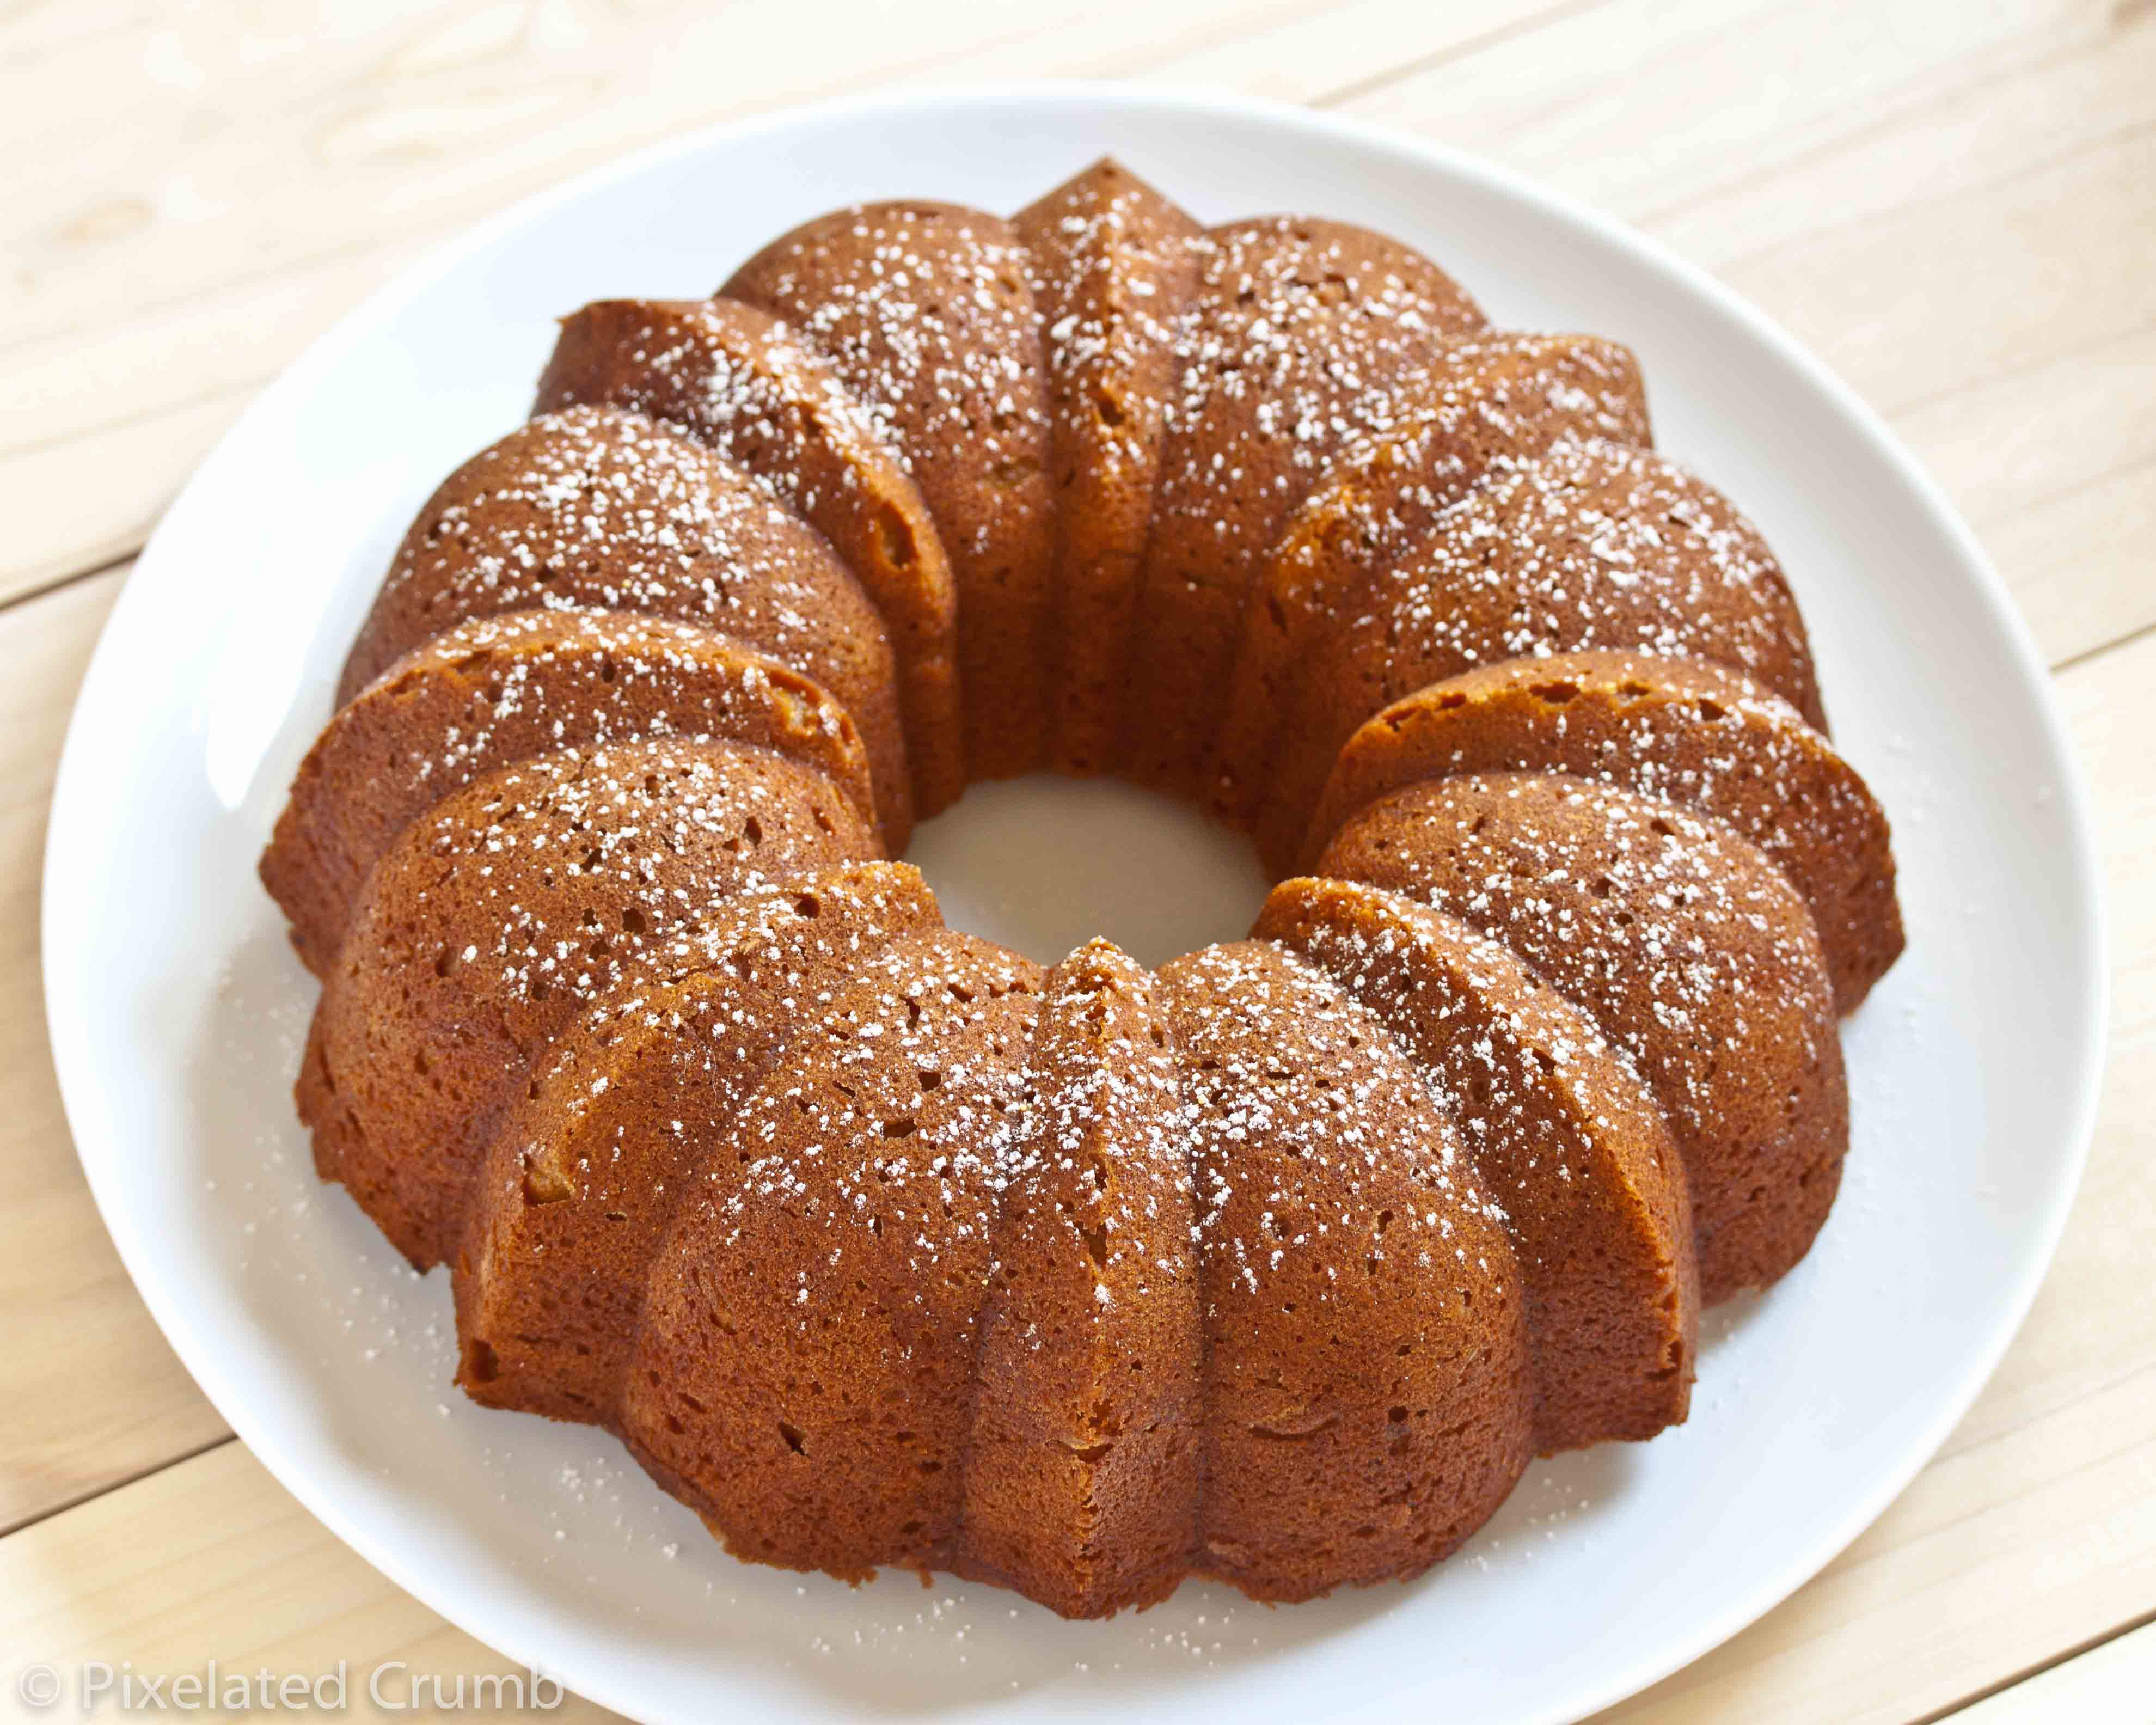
[[453, 861, 942, 1425], [1122, 217, 1489, 796], [1301, 649, 1903, 1009], [263, 157, 1905, 1620], [1314, 773, 1846, 1301], [264, 609, 880, 976], [958, 940, 1200, 1615], [534, 300, 965, 816], [338, 406, 911, 847], [1160, 940, 1535, 1599], [620, 929, 1043, 1582], [1014, 162, 1206, 776], [1208, 333, 1653, 825], [1260, 435, 1827, 868], [725, 204, 1056, 785], [297, 736, 877, 1268], [1255, 876, 1696, 1451]]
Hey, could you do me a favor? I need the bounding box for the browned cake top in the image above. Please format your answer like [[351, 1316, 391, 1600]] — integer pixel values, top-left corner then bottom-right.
[[1149, 216, 1489, 577], [536, 303, 882, 494], [725, 201, 1057, 778], [1317, 651, 1824, 840], [301, 735, 877, 1267], [1265, 333, 1652, 593], [1019, 163, 1206, 485], [364, 608, 863, 790], [532, 297, 966, 815], [1253, 876, 1696, 1451], [382, 736, 872, 1016], [1000, 940, 1192, 1288], [1014, 160, 1208, 777], [1263, 881, 1650, 1152], [1165, 940, 1511, 1286], [518, 860, 946, 1096], [687, 930, 1042, 1256], [1306, 649, 1903, 1007], [345, 406, 886, 703], [451, 861, 945, 1422], [622, 929, 1042, 1581], [1123, 216, 1491, 791], [1209, 332, 1653, 823], [959, 938, 1203, 1617], [1345, 436, 1822, 724], [1161, 939, 1531, 1598], [1318, 773, 1826, 1124], [1315, 770, 1845, 1298], [727, 204, 1049, 484], [262, 608, 879, 976], [1259, 432, 1828, 860]]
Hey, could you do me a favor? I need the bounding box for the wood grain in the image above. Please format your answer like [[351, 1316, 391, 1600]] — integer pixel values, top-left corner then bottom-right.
[[1331, 0, 2156, 668], [8, 0, 2150, 657], [0, 1440, 622, 1723], [1947, 1619, 2156, 1721], [1, 0, 1335, 601], [0, 568, 228, 1537]]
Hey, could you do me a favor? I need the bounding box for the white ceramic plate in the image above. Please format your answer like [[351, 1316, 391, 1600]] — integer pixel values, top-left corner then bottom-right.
[[44, 84, 2105, 1724]]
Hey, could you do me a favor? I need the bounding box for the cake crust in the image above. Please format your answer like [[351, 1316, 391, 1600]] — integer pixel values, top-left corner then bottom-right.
[[1123, 217, 1489, 798], [535, 302, 964, 816], [260, 167, 1909, 1620], [1303, 650, 1903, 1010], [958, 940, 1203, 1617], [1257, 877, 1698, 1451], [265, 609, 881, 976], [1209, 333, 1652, 826], [1316, 773, 1847, 1300], [1014, 161, 1206, 778], [1162, 941, 1534, 1599], [620, 931, 1042, 1582], [1263, 436, 1827, 866], [726, 205, 1056, 785], [452, 863, 944, 1426], [299, 737, 875, 1269]]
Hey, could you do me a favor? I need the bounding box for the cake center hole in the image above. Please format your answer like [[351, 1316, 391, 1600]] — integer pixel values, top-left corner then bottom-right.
[[904, 775, 1272, 969]]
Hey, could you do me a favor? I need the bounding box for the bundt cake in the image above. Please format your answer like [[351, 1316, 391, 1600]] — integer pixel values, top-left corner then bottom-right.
[[261, 158, 1904, 1619]]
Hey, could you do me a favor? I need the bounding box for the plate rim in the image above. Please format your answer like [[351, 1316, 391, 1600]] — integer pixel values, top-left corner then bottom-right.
[[40, 77, 2110, 1724]]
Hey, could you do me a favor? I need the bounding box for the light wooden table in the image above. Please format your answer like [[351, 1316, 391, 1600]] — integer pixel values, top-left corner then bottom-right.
[[2, 4, 2149, 1720]]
